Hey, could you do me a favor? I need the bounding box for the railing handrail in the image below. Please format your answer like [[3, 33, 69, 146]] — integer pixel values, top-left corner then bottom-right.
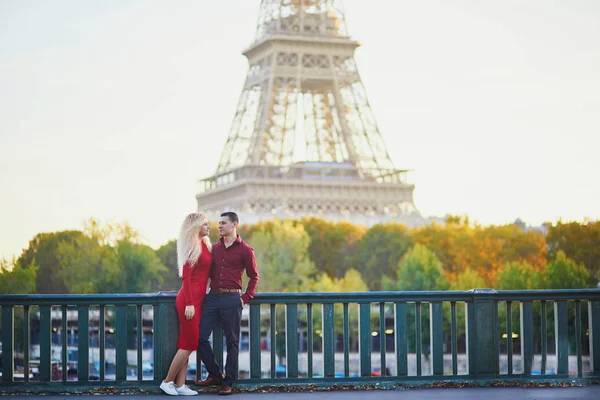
[[2, 288, 599, 305], [0, 292, 171, 306], [249, 289, 600, 303]]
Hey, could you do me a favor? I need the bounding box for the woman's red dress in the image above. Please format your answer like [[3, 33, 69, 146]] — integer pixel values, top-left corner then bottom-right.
[[175, 241, 212, 350]]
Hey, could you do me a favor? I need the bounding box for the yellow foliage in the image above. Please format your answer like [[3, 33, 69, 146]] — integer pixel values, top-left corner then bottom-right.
[[310, 268, 368, 292], [410, 218, 547, 288]]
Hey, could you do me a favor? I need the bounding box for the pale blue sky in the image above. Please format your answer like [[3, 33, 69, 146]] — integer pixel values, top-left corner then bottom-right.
[[1, 0, 599, 259]]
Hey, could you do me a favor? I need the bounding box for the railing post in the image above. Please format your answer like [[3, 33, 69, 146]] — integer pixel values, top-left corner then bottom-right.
[[430, 302, 443, 376], [322, 303, 335, 378], [466, 289, 498, 379], [249, 304, 261, 379], [415, 302, 422, 376], [394, 302, 408, 376], [342, 303, 348, 378], [115, 305, 128, 381], [307, 304, 314, 378], [285, 304, 298, 378], [77, 306, 89, 381], [99, 305, 106, 381], [589, 300, 600, 376], [358, 303, 371, 377], [23, 305, 30, 384], [269, 304, 276, 379], [39, 305, 52, 381], [520, 301, 534, 376], [554, 301, 569, 376], [136, 305, 143, 381], [156, 292, 178, 381], [1, 306, 14, 382]]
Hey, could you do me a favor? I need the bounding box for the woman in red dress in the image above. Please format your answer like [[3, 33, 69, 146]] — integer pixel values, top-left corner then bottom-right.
[[160, 213, 212, 396]]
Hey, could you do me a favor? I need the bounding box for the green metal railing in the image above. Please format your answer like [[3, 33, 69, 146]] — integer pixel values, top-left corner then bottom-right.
[[1, 289, 599, 393]]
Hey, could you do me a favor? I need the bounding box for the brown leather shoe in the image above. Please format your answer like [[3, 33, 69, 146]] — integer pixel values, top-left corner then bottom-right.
[[218, 385, 232, 396], [194, 373, 224, 387]]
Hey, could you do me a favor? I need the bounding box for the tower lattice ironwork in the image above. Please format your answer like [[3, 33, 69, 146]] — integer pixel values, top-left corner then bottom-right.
[[197, 0, 422, 226]]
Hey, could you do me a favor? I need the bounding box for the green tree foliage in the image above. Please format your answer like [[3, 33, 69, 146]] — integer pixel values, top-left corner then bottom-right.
[[541, 251, 589, 289], [15, 219, 168, 294], [55, 234, 119, 293], [452, 268, 487, 290], [251, 219, 317, 292], [546, 220, 600, 286], [155, 239, 181, 291], [496, 261, 541, 290], [17, 230, 86, 293], [388, 244, 449, 291], [114, 240, 168, 293], [301, 217, 365, 279], [356, 223, 412, 290], [0, 258, 37, 294], [11, 215, 599, 295]]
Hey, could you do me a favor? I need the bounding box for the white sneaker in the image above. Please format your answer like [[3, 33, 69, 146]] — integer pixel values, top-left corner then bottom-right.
[[176, 385, 198, 396], [160, 381, 179, 396]]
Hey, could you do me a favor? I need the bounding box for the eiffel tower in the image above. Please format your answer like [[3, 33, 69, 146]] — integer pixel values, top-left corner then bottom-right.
[[197, 0, 422, 226]]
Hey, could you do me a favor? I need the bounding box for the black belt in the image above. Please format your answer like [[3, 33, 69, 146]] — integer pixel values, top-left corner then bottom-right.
[[212, 288, 241, 294]]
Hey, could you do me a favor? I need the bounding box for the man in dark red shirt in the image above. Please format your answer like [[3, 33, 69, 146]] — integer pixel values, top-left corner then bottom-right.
[[195, 212, 259, 395]]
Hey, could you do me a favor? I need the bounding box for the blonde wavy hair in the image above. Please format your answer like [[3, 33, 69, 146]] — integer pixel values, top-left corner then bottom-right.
[[177, 212, 212, 277]]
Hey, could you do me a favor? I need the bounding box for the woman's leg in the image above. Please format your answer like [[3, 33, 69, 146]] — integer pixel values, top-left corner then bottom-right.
[[164, 349, 192, 383], [174, 355, 189, 387]]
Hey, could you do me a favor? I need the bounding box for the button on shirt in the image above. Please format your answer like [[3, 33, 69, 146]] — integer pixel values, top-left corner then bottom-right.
[[210, 235, 259, 304]]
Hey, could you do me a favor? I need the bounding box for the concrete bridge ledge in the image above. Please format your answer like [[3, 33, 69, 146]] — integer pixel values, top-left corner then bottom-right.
[[2, 378, 598, 396]]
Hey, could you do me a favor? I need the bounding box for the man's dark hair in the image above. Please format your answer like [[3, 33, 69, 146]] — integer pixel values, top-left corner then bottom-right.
[[221, 212, 239, 224]]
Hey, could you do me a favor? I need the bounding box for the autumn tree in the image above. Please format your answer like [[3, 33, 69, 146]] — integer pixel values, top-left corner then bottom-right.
[[409, 217, 472, 288], [500, 228, 547, 271], [470, 225, 546, 287], [546, 220, 600, 286], [251, 219, 317, 292], [310, 268, 368, 293], [301, 217, 365, 279], [356, 223, 412, 290], [411, 216, 547, 288]]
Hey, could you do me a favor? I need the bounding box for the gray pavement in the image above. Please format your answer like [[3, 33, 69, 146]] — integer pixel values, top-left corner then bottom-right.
[[6, 386, 599, 399]]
